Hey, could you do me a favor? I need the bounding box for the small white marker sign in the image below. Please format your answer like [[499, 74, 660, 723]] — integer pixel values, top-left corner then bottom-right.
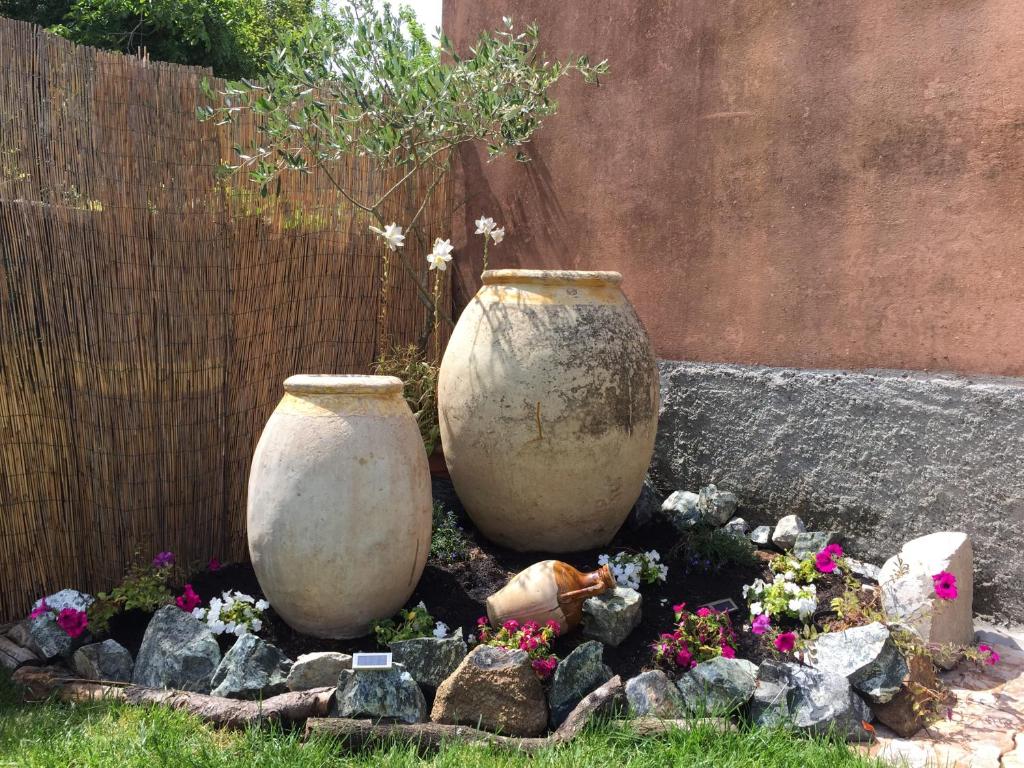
[[352, 652, 393, 670]]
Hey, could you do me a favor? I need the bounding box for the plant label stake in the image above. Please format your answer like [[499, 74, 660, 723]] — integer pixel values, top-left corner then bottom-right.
[[352, 652, 393, 670]]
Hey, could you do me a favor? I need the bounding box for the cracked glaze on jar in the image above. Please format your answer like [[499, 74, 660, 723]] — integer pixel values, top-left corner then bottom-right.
[[438, 270, 659, 552], [247, 375, 431, 638]]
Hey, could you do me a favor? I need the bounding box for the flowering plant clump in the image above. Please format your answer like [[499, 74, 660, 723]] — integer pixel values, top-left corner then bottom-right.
[[597, 550, 668, 590], [372, 602, 440, 646], [192, 591, 269, 636], [86, 550, 177, 635], [476, 617, 560, 679], [652, 602, 738, 673], [769, 553, 820, 585], [976, 644, 1001, 666], [743, 573, 818, 623]]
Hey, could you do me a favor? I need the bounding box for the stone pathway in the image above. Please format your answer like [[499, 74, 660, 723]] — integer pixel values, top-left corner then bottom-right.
[[866, 627, 1024, 767]]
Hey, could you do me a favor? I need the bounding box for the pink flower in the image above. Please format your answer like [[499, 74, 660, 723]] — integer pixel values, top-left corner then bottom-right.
[[152, 551, 175, 569], [674, 649, 693, 668], [176, 584, 201, 612], [815, 551, 838, 574], [545, 619, 561, 635], [824, 543, 844, 558], [932, 571, 958, 601], [751, 614, 771, 636], [774, 632, 797, 653], [502, 619, 520, 633], [28, 598, 50, 620], [208, 557, 221, 572], [720, 645, 736, 659], [531, 657, 558, 679], [978, 644, 1001, 666], [696, 607, 712, 618], [672, 603, 686, 614], [56, 608, 88, 638], [477, 616, 489, 627]]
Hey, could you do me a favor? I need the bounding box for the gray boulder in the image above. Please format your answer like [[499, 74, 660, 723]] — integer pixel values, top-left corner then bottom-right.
[[547, 641, 613, 727], [286, 652, 352, 691], [675, 656, 758, 714], [793, 531, 840, 559], [71, 639, 133, 682], [723, 517, 749, 537], [390, 634, 467, 689], [846, 558, 881, 582], [582, 587, 642, 647], [697, 484, 738, 526], [132, 605, 221, 692], [879, 532, 974, 668], [751, 660, 873, 741], [750, 525, 773, 546], [625, 669, 685, 718], [333, 664, 427, 724], [28, 589, 94, 659], [210, 634, 291, 699], [806, 622, 907, 704], [625, 477, 661, 529], [661, 490, 701, 530], [772, 515, 806, 550]]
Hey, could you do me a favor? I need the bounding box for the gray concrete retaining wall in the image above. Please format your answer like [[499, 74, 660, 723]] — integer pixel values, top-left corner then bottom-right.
[[652, 361, 1024, 623]]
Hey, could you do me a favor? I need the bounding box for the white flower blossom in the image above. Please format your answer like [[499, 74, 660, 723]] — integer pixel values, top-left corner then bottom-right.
[[427, 238, 454, 271], [750, 602, 764, 616], [474, 216, 496, 235], [490, 226, 505, 244], [432, 621, 449, 639], [369, 222, 406, 251]]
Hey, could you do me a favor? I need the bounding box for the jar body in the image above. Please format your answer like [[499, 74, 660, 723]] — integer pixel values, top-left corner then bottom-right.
[[486, 560, 615, 631], [438, 270, 659, 552], [247, 375, 431, 638]]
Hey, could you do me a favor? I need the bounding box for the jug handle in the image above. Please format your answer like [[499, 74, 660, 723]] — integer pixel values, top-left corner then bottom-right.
[[558, 583, 607, 603]]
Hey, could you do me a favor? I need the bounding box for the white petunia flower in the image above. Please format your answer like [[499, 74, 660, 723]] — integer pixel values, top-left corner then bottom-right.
[[750, 602, 764, 616], [255, 599, 269, 611], [369, 222, 405, 251], [427, 238, 454, 271]]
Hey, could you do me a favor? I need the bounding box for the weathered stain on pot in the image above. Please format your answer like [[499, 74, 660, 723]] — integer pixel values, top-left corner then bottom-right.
[[438, 270, 659, 552]]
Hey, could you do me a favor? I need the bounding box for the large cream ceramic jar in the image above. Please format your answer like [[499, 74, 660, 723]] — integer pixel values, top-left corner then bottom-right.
[[247, 374, 431, 638], [438, 270, 659, 552]]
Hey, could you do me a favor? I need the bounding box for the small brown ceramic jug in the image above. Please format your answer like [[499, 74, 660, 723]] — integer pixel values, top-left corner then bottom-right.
[[485, 560, 616, 632]]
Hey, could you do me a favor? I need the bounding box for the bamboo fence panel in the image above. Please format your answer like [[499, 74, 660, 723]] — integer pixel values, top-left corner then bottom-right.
[[0, 18, 452, 621]]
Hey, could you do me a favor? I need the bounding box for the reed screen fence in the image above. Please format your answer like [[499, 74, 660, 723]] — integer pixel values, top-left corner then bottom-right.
[[0, 18, 452, 621]]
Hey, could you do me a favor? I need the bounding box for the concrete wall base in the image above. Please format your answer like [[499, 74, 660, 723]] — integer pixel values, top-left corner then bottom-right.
[[653, 361, 1024, 623]]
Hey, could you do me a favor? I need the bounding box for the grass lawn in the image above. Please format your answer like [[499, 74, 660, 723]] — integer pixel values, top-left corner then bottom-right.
[[0, 672, 883, 768]]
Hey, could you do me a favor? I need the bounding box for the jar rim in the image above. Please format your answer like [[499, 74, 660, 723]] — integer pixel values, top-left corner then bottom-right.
[[283, 374, 404, 396], [482, 269, 622, 287]]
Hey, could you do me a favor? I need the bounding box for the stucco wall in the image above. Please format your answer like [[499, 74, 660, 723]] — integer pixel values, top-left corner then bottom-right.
[[445, 0, 1024, 376]]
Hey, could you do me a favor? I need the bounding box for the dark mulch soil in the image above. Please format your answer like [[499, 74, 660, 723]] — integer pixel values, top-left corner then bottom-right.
[[108, 477, 848, 680]]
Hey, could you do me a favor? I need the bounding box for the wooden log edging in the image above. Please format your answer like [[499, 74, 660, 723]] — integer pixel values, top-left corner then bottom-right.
[[13, 668, 724, 753], [12, 665, 334, 728]]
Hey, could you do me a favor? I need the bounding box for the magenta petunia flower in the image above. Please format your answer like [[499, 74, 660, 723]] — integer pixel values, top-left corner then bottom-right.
[[545, 619, 561, 635], [152, 551, 175, 569], [675, 648, 693, 668], [932, 571, 959, 601], [751, 614, 771, 636], [176, 584, 202, 612], [815, 550, 838, 574], [978, 643, 1001, 666], [56, 607, 88, 638], [774, 632, 797, 653], [28, 598, 50, 620], [672, 603, 686, 614], [502, 619, 520, 633], [477, 616, 489, 627], [720, 645, 736, 659], [696, 607, 712, 618], [207, 557, 221, 572]]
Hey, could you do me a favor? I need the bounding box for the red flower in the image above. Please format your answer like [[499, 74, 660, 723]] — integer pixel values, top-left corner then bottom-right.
[[978, 643, 1001, 666], [477, 616, 489, 627], [208, 557, 221, 572], [932, 571, 959, 601], [672, 603, 686, 614], [774, 632, 797, 653], [56, 608, 88, 638], [176, 584, 202, 612]]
